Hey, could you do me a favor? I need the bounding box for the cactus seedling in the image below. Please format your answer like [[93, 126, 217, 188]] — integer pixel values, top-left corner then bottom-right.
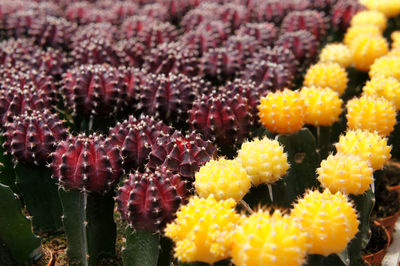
[[362, 75, 400, 111], [319, 43, 352, 68], [350, 10, 387, 32]]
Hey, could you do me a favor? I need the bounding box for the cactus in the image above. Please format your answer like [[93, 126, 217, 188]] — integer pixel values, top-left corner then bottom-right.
[[0, 183, 41, 264]]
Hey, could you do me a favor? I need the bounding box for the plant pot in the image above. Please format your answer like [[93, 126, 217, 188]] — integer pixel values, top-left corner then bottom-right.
[[377, 209, 400, 238], [387, 185, 400, 201], [362, 221, 391, 266]]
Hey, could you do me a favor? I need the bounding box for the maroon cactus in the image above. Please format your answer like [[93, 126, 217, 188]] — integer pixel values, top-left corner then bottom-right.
[[72, 22, 117, 45], [5, 10, 42, 38], [287, 0, 312, 11], [108, 115, 170, 172], [235, 22, 278, 48], [118, 66, 148, 110], [160, 0, 191, 21], [110, 2, 138, 22], [188, 90, 252, 148], [65, 2, 92, 24], [281, 10, 326, 41], [120, 15, 155, 40], [143, 42, 200, 77], [180, 30, 219, 57], [217, 3, 249, 32], [3, 109, 67, 165], [197, 20, 230, 44], [60, 64, 122, 117], [224, 35, 261, 64], [50, 133, 122, 193], [310, 0, 338, 13], [70, 38, 119, 66], [137, 21, 178, 49], [252, 46, 299, 77], [331, 0, 364, 32], [116, 166, 188, 231], [0, 38, 36, 67], [30, 48, 69, 76], [148, 130, 216, 182], [253, 0, 290, 24], [181, 7, 215, 32], [138, 3, 169, 21], [80, 8, 117, 25], [276, 30, 318, 63]]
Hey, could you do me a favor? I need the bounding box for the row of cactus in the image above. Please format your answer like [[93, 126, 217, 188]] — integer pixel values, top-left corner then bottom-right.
[[0, 0, 399, 265]]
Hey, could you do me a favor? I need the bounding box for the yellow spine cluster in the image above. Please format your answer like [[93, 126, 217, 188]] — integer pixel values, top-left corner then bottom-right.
[[300, 86, 343, 126], [360, 0, 400, 18], [369, 55, 400, 80], [346, 95, 396, 137], [350, 10, 387, 31], [335, 129, 392, 170], [349, 35, 388, 72], [194, 158, 251, 202], [317, 154, 373, 195], [258, 89, 306, 134], [303, 62, 348, 95], [392, 31, 400, 49], [363, 75, 400, 110], [164, 196, 240, 264], [319, 43, 352, 68], [344, 25, 381, 46], [237, 137, 290, 186], [291, 190, 359, 256], [232, 210, 307, 266]]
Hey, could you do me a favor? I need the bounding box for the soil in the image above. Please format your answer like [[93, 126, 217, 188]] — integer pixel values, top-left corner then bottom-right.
[[382, 161, 400, 187], [372, 186, 400, 218], [361, 222, 388, 255]]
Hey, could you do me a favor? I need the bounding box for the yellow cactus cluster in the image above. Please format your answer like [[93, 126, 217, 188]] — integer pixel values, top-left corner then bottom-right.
[[258, 89, 306, 134], [369, 55, 400, 80], [360, 0, 400, 18], [317, 154, 373, 195], [392, 31, 400, 49], [232, 210, 307, 266], [319, 43, 352, 67], [335, 129, 391, 170], [300, 86, 343, 126], [164, 195, 240, 264], [303, 62, 348, 95], [363, 75, 400, 110], [343, 25, 381, 47], [194, 158, 251, 202], [291, 190, 359, 256], [237, 137, 289, 186], [346, 95, 396, 137], [350, 10, 387, 31]]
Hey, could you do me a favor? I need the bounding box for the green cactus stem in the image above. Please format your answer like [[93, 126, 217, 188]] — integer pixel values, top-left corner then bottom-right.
[[58, 189, 116, 266], [14, 162, 63, 235], [122, 227, 160, 266], [0, 183, 41, 264]]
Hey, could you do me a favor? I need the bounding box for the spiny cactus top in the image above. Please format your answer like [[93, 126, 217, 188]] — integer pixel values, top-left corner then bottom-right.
[[350, 10, 387, 32], [300, 86, 343, 126], [343, 25, 381, 47], [253, 0, 289, 25], [0, 38, 36, 67], [194, 158, 251, 202], [392, 31, 400, 49], [317, 154, 374, 195], [61, 64, 122, 117], [148, 130, 216, 184], [237, 137, 290, 186], [50, 133, 122, 193], [331, 0, 364, 32], [179, 29, 219, 57], [335, 129, 391, 171], [235, 22, 278, 47], [360, 0, 400, 18], [281, 10, 326, 41], [72, 22, 117, 45], [369, 55, 400, 81], [304, 62, 348, 95], [346, 95, 396, 137], [115, 39, 146, 68], [120, 15, 157, 40], [318, 43, 352, 68], [117, 167, 188, 232], [164, 195, 240, 264], [275, 30, 318, 64], [291, 189, 359, 256], [349, 34, 389, 72], [232, 210, 307, 266], [137, 21, 178, 49], [362, 75, 400, 111], [4, 109, 67, 165], [258, 89, 306, 134], [188, 90, 252, 148]]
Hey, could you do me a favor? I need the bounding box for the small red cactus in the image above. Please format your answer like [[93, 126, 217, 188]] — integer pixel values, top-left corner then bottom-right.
[[120, 15, 155, 40], [115, 39, 146, 68], [281, 10, 326, 41], [181, 8, 215, 32], [80, 8, 117, 25], [331, 0, 364, 32], [197, 20, 230, 44], [251, 46, 299, 76], [5, 9, 41, 38], [65, 2, 92, 24], [30, 47, 69, 76], [60, 64, 122, 117], [4, 109, 67, 165], [138, 3, 169, 21], [50, 133, 122, 193], [235, 22, 278, 47], [276, 30, 318, 63], [118, 66, 148, 110], [72, 22, 117, 45], [70, 38, 119, 66], [217, 3, 250, 32], [253, 0, 290, 24], [148, 130, 216, 182], [224, 35, 261, 63], [137, 21, 178, 49], [110, 2, 138, 22], [116, 166, 188, 232], [188, 90, 252, 148], [180, 30, 219, 57], [0, 38, 36, 67]]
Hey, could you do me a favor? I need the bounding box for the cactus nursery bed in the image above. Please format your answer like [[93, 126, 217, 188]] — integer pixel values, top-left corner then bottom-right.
[[1, 0, 400, 265]]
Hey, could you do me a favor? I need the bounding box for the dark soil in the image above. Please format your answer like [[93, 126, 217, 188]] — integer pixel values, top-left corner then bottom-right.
[[382, 162, 400, 187], [361, 222, 388, 255], [372, 186, 400, 218]]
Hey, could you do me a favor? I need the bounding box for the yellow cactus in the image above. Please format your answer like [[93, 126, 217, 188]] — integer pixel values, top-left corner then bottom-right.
[[360, 0, 400, 18], [300, 86, 343, 126], [317, 154, 374, 195], [363, 75, 400, 110], [369, 55, 400, 80], [194, 158, 251, 202], [319, 43, 352, 68], [258, 89, 306, 134], [346, 95, 396, 137], [303, 62, 348, 95], [350, 10, 387, 32], [392, 31, 400, 49], [232, 210, 307, 266], [388, 48, 400, 57], [335, 129, 391, 170], [291, 190, 359, 256], [237, 137, 289, 186], [349, 35, 389, 72], [344, 25, 381, 46], [164, 195, 240, 264]]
